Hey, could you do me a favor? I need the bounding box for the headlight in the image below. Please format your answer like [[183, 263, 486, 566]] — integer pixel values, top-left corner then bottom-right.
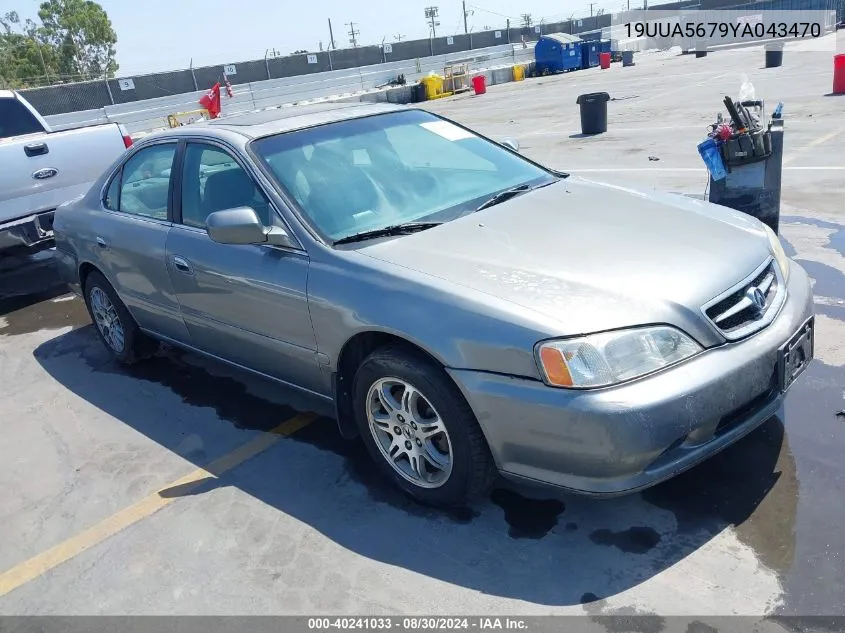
[[536, 326, 703, 389], [763, 224, 790, 282]]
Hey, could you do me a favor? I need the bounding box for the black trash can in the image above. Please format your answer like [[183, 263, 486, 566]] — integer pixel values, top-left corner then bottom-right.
[[765, 48, 784, 68], [576, 92, 610, 135], [413, 82, 427, 103], [622, 51, 634, 67]]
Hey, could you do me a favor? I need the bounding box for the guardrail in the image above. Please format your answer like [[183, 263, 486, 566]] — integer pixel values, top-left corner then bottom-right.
[[45, 44, 535, 137]]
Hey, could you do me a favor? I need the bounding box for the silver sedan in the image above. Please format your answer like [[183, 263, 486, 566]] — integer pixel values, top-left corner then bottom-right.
[[53, 102, 815, 506]]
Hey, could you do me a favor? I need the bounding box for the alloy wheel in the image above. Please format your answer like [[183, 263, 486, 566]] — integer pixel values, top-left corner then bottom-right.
[[366, 377, 453, 488], [89, 286, 125, 353]]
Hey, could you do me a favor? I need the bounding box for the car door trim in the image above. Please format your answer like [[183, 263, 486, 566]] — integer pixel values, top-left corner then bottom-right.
[[140, 328, 333, 402]]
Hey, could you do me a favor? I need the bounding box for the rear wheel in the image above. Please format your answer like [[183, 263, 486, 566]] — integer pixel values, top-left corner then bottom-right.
[[352, 345, 497, 506], [83, 270, 155, 364]]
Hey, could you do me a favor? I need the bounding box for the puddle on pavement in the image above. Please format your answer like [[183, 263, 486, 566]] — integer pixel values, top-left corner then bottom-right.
[[782, 216, 845, 256], [589, 526, 661, 554], [489, 488, 565, 539], [0, 292, 90, 336], [643, 416, 797, 575], [100, 346, 304, 434]]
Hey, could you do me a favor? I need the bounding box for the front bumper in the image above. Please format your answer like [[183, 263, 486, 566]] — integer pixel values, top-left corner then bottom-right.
[[448, 262, 814, 496], [0, 212, 55, 254]]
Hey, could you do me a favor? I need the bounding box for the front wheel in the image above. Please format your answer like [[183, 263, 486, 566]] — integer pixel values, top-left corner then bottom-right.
[[352, 346, 497, 507]]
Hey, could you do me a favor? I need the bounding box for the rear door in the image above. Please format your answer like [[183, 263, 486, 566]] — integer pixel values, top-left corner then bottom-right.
[[0, 97, 127, 225], [90, 140, 190, 343], [165, 140, 322, 393]]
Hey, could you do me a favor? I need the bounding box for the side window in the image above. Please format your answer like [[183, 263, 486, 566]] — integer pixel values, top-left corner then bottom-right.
[[104, 172, 120, 211], [180, 143, 273, 229], [115, 144, 177, 220]]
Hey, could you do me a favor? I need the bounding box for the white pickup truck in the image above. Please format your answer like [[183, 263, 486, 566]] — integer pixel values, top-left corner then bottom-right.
[[0, 90, 132, 258]]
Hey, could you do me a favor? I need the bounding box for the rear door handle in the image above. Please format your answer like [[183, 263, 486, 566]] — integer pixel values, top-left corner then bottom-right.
[[96, 236, 108, 249], [172, 255, 194, 275], [24, 142, 49, 157]]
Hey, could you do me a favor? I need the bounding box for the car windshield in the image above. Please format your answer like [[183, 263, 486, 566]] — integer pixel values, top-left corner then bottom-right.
[[250, 109, 555, 242]]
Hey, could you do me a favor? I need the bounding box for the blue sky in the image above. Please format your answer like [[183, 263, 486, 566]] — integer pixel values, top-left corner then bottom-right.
[[5, 0, 630, 75]]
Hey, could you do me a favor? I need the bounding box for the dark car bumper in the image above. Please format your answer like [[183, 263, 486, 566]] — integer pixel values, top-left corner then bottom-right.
[[0, 211, 56, 255], [448, 262, 814, 496]]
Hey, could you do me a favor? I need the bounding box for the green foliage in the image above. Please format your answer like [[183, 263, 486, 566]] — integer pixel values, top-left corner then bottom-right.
[[0, 1, 117, 89]]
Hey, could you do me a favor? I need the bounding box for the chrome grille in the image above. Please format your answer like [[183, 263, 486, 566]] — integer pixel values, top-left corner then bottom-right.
[[703, 259, 783, 340]]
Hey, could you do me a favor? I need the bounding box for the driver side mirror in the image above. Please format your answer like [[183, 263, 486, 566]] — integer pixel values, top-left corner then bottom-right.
[[206, 207, 297, 249], [500, 138, 520, 153]]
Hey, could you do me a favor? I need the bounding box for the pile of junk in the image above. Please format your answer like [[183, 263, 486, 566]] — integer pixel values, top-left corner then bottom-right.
[[697, 79, 786, 234]]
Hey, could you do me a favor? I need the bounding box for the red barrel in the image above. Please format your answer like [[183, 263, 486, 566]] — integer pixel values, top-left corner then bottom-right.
[[834, 54, 845, 95], [472, 75, 487, 95], [599, 52, 611, 69]]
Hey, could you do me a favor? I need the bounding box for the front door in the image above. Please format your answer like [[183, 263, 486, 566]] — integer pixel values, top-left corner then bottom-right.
[[165, 140, 322, 394], [92, 141, 190, 342]]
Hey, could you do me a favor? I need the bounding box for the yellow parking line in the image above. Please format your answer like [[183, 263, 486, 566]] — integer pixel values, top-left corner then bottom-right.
[[783, 128, 844, 165], [0, 412, 317, 598]]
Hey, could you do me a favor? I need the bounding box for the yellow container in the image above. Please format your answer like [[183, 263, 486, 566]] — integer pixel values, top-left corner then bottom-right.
[[421, 74, 445, 100], [513, 65, 525, 82]]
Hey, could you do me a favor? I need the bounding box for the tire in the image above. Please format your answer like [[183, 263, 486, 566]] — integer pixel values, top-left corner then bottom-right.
[[352, 345, 497, 507], [83, 270, 155, 365]]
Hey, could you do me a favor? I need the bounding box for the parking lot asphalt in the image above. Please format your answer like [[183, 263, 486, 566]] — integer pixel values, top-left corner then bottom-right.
[[1, 35, 844, 619]]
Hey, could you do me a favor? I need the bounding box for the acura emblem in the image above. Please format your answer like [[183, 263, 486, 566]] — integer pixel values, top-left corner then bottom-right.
[[32, 167, 59, 180], [746, 286, 767, 314]]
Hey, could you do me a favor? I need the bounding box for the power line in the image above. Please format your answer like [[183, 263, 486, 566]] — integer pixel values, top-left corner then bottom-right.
[[424, 6, 440, 38], [345, 21, 360, 47]]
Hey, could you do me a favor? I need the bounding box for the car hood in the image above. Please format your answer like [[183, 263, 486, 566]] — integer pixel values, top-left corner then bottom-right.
[[357, 177, 773, 343]]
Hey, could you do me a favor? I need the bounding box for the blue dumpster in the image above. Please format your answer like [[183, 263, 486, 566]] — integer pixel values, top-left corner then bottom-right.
[[600, 40, 612, 55], [534, 33, 583, 74], [580, 41, 600, 69]]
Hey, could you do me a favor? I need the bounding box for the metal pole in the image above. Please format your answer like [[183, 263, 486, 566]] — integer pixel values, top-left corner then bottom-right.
[[104, 76, 115, 105], [190, 58, 198, 91], [36, 44, 50, 84], [463, 1, 468, 34], [328, 48, 333, 71], [328, 18, 336, 50], [506, 18, 511, 43], [264, 50, 271, 79]]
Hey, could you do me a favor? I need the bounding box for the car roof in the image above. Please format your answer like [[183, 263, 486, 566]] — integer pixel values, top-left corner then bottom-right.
[[160, 101, 411, 141]]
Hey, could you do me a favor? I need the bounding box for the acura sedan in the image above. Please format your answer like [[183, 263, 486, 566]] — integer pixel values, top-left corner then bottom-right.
[[54, 102, 814, 506]]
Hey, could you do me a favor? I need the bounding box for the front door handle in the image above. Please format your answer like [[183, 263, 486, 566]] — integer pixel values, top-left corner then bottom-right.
[[172, 255, 194, 275], [96, 236, 108, 249]]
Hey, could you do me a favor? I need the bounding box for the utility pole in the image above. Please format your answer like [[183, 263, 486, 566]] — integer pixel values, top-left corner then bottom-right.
[[590, 3, 595, 16], [521, 13, 533, 27], [394, 33, 405, 41], [328, 18, 337, 49], [462, 1, 471, 34], [346, 21, 360, 47], [425, 6, 440, 38]]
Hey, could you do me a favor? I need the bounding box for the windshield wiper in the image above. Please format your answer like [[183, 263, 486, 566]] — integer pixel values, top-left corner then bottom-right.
[[333, 222, 441, 245], [475, 179, 559, 212]]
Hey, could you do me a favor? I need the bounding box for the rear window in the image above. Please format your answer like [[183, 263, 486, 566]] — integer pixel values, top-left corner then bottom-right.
[[0, 98, 44, 140]]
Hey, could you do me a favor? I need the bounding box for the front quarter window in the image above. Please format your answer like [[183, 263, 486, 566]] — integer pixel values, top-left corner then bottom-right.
[[251, 109, 554, 242]]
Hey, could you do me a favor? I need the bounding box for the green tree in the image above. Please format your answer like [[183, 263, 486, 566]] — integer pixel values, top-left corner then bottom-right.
[[37, 0, 118, 80], [0, 10, 58, 88]]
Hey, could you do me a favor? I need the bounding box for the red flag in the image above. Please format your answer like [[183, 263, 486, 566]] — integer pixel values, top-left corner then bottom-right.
[[199, 82, 221, 119]]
